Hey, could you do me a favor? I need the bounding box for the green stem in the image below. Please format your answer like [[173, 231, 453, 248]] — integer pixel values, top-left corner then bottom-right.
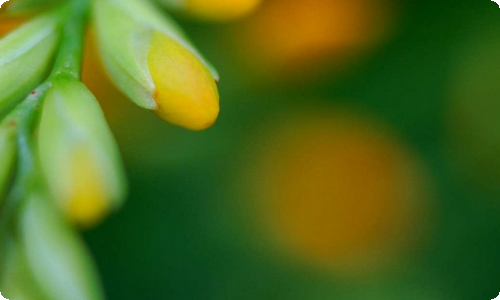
[[0, 82, 51, 221], [50, 0, 90, 81], [0, 82, 50, 282]]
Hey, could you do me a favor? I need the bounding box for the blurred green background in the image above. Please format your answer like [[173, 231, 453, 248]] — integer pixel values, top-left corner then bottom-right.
[[79, 0, 500, 299]]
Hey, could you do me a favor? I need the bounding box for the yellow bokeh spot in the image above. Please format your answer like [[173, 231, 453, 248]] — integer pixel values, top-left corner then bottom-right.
[[148, 31, 219, 130], [66, 148, 108, 228], [237, 0, 395, 80], [248, 109, 431, 275], [185, 0, 261, 21]]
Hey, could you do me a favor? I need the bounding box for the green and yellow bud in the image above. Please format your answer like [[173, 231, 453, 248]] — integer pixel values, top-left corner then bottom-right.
[[159, 0, 261, 22], [0, 123, 16, 200], [19, 192, 105, 300], [0, 9, 62, 118], [93, 0, 219, 130], [38, 78, 126, 228]]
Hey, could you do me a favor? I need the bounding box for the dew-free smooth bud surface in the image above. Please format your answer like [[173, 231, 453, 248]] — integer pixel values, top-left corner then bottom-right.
[[149, 31, 219, 130], [38, 78, 126, 227], [0, 10, 62, 118], [20, 192, 105, 300], [94, 0, 220, 130], [0, 236, 46, 299]]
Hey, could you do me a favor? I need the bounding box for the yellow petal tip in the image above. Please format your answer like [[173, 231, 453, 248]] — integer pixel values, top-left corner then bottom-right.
[[65, 148, 110, 228], [149, 31, 220, 130]]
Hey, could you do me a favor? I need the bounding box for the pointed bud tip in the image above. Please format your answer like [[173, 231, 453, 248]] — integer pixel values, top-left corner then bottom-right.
[[149, 31, 220, 130]]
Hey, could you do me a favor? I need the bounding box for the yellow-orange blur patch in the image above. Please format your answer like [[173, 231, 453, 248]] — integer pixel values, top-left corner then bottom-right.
[[247, 109, 432, 276], [236, 0, 396, 81]]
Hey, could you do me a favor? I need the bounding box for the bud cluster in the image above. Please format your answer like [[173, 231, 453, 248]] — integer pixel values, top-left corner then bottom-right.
[[0, 0, 258, 298]]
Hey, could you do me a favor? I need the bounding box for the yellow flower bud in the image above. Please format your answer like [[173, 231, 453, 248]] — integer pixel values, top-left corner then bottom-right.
[[149, 31, 219, 130], [38, 78, 127, 228], [93, 0, 220, 130]]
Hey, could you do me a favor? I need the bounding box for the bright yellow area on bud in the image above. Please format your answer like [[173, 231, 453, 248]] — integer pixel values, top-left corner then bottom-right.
[[148, 31, 219, 130], [66, 148, 107, 228], [185, 0, 261, 21]]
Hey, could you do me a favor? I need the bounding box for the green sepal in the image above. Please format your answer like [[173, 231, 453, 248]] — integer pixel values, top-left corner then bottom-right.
[[0, 9, 64, 119]]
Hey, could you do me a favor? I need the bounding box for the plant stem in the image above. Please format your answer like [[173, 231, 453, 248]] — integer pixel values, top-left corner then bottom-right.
[[50, 0, 90, 81], [0, 82, 50, 281]]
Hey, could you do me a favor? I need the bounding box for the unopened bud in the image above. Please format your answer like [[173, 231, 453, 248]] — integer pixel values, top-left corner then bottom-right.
[[94, 0, 219, 130], [0, 9, 62, 117], [38, 77, 127, 228], [20, 192, 105, 300]]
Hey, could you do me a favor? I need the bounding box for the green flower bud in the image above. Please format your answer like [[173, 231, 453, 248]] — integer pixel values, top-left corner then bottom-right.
[[0, 236, 46, 300], [93, 0, 220, 130], [38, 77, 126, 228], [0, 9, 63, 118], [20, 192, 105, 300], [0, 123, 16, 201]]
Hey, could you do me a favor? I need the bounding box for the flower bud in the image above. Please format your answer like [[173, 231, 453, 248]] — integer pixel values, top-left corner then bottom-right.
[[159, 0, 261, 21], [38, 77, 127, 228], [0, 9, 62, 118], [93, 0, 220, 130], [19, 192, 105, 300], [0, 123, 16, 200], [0, 236, 45, 299]]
